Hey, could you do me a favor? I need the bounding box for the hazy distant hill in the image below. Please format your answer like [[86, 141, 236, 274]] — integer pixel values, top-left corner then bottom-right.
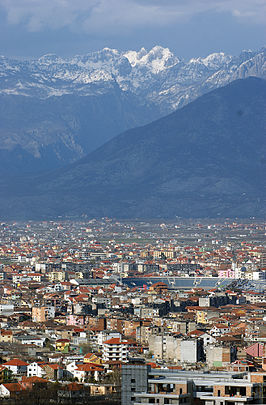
[[0, 47, 265, 173], [0, 89, 159, 174], [1, 77, 265, 219]]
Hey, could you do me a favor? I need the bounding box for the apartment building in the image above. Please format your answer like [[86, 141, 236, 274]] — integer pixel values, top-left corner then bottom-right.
[[32, 306, 55, 322], [47, 270, 66, 282], [122, 365, 266, 405], [148, 335, 203, 364], [103, 337, 129, 363]]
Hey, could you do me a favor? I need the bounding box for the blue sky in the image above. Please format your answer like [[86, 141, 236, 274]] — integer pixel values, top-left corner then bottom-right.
[[0, 0, 265, 58]]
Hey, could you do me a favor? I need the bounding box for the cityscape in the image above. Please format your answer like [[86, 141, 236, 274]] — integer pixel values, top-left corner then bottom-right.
[[0, 219, 264, 403], [0, 0, 265, 404]]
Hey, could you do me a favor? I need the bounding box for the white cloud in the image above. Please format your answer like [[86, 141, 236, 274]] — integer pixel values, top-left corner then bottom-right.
[[0, 0, 265, 33]]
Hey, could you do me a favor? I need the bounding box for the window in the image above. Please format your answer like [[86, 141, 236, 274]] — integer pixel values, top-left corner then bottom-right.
[[180, 388, 183, 395], [131, 379, 136, 383], [217, 390, 221, 396]]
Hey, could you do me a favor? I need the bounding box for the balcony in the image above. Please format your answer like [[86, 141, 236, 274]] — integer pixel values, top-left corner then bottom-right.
[[134, 393, 191, 405], [197, 394, 253, 403], [225, 386, 247, 397]]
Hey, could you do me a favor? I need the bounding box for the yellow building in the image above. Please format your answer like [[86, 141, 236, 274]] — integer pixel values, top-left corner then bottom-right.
[[55, 339, 70, 352], [48, 271, 65, 282], [83, 353, 102, 365], [153, 250, 176, 259], [196, 310, 209, 324], [0, 330, 13, 343]]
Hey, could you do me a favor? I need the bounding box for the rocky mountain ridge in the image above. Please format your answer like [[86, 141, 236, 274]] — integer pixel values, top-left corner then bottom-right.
[[1, 46, 265, 108], [0, 46, 265, 172]]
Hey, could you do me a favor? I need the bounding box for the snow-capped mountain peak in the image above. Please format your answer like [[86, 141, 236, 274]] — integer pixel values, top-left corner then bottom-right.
[[0, 46, 264, 108], [124, 45, 179, 73], [123, 47, 147, 67], [201, 52, 232, 68], [189, 52, 231, 70], [38, 53, 63, 64], [0, 45, 265, 177]]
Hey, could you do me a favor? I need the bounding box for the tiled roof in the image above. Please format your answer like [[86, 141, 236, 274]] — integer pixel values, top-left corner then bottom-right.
[[3, 358, 29, 366], [2, 383, 25, 392], [76, 364, 102, 372], [103, 337, 128, 345]]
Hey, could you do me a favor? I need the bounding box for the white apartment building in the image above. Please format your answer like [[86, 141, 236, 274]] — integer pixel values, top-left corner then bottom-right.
[[102, 337, 129, 363], [27, 362, 46, 378]]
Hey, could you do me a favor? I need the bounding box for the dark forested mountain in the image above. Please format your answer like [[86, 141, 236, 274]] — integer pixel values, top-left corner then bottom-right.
[[0, 47, 265, 173], [1, 77, 265, 219]]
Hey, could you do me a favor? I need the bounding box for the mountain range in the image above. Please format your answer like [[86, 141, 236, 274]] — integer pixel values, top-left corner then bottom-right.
[[1, 77, 265, 220], [0, 46, 265, 173]]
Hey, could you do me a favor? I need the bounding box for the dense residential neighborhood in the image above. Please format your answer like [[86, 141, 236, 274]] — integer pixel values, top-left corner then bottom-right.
[[0, 219, 265, 404]]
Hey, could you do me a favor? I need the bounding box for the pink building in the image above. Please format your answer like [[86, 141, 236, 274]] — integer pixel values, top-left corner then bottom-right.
[[66, 315, 84, 326], [245, 343, 264, 358], [218, 269, 236, 278]]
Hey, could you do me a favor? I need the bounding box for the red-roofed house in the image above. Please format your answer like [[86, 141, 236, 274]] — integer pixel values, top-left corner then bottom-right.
[[55, 339, 70, 353], [0, 383, 25, 398], [20, 376, 48, 389], [83, 353, 102, 365], [2, 359, 28, 375], [42, 364, 64, 380], [0, 330, 13, 343], [73, 363, 104, 382], [58, 382, 89, 401], [210, 324, 230, 337], [187, 329, 205, 338]]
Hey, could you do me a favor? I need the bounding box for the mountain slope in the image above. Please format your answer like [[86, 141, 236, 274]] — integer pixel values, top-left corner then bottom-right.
[[0, 47, 265, 173], [0, 88, 160, 174], [1, 77, 265, 219]]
